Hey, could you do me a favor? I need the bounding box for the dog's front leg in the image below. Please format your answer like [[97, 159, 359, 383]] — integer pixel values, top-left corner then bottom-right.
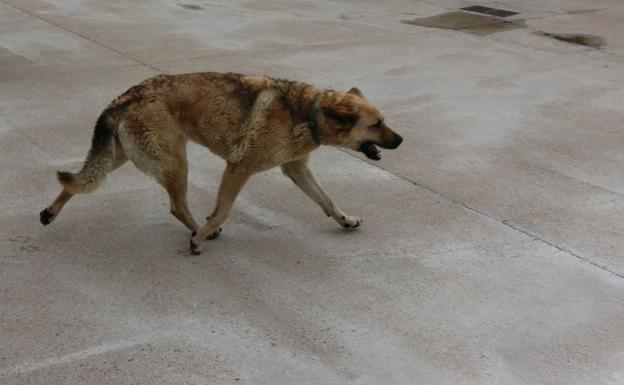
[[281, 157, 362, 229], [190, 163, 250, 255]]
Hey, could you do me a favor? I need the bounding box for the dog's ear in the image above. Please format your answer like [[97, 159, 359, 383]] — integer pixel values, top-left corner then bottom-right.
[[348, 87, 364, 98], [322, 106, 359, 128]]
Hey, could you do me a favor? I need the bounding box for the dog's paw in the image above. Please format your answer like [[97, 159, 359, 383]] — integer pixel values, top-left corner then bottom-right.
[[204, 216, 222, 240], [339, 215, 362, 229], [39, 208, 55, 225], [206, 227, 222, 240], [190, 231, 202, 255]]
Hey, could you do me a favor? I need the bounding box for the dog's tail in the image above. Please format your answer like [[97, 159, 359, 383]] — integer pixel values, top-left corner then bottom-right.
[[57, 108, 121, 194]]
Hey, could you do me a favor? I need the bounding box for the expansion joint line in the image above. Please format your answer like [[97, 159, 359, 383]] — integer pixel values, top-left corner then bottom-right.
[[337, 148, 624, 280]]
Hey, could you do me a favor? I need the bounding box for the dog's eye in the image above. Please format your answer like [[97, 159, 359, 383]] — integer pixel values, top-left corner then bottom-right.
[[372, 120, 383, 129]]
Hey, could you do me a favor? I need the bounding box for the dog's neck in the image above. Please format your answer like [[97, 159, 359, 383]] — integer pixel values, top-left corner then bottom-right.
[[277, 81, 321, 120], [277, 81, 328, 150]]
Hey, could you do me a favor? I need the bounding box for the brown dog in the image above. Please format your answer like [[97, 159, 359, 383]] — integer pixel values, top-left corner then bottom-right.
[[40, 72, 403, 254]]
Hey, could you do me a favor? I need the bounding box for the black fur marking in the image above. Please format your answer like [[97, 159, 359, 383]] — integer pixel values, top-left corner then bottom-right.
[[348, 87, 364, 97], [190, 232, 201, 255], [231, 87, 260, 117], [56, 171, 74, 184], [88, 110, 116, 162], [39, 208, 53, 225]]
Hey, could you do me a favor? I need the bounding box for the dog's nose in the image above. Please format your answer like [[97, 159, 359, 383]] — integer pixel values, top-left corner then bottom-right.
[[392, 134, 403, 149]]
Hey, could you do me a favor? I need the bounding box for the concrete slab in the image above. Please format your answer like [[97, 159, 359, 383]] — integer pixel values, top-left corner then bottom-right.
[[0, 2, 136, 81], [1, 0, 435, 65], [2, 0, 624, 384], [3, 149, 624, 385]]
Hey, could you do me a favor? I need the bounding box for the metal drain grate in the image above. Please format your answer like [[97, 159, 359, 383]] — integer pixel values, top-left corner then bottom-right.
[[460, 5, 519, 17]]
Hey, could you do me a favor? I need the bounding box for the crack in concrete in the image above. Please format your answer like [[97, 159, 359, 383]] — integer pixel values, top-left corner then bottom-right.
[[0, 327, 183, 377], [336, 149, 624, 279], [0, 316, 207, 378], [532, 164, 624, 201]]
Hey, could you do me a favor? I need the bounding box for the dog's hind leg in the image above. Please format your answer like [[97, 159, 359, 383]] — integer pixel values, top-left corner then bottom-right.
[[281, 156, 362, 229], [190, 163, 250, 254], [116, 119, 206, 237], [155, 158, 199, 233]]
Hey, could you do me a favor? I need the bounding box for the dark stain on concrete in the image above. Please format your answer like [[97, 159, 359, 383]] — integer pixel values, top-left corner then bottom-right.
[[536, 32, 605, 48], [401, 11, 525, 36], [178, 4, 204, 10], [567, 8, 605, 15]]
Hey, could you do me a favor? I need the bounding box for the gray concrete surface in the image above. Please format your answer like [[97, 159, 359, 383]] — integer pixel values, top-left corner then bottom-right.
[[2, 0, 624, 384]]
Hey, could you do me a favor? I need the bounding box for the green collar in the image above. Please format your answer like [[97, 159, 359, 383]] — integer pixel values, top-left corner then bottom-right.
[[307, 93, 323, 145]]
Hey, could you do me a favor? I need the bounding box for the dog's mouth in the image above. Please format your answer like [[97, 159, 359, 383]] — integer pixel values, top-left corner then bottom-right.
[[360, 141, 381, 161]]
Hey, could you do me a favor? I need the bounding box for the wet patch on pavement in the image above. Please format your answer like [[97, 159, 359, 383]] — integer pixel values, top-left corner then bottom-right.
[[401, 11, 525, 36], [401, 11, 605, 48]]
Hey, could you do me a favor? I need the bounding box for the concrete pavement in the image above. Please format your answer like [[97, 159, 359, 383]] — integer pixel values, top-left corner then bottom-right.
[[2, 1, 624, 384]]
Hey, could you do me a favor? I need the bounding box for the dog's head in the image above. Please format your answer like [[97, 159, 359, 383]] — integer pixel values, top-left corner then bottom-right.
[[317, 88, 403, 160]]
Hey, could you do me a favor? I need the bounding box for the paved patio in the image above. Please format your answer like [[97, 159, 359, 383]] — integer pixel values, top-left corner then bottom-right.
[[1, 0, 624, 384]]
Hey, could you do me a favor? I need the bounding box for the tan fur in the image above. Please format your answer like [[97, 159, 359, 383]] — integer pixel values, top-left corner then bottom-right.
[[40, 72, 403, 254]]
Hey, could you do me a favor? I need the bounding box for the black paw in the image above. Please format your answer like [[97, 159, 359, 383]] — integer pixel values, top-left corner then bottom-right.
[[190, 231, 201, 255], [39, 208, 54, 225]]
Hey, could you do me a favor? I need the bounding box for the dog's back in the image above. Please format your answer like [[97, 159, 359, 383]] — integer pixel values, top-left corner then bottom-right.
[[110, 73, 307, 162]]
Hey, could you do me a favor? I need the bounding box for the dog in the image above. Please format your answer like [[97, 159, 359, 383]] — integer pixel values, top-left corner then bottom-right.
[[40, 72, 403, 254]]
